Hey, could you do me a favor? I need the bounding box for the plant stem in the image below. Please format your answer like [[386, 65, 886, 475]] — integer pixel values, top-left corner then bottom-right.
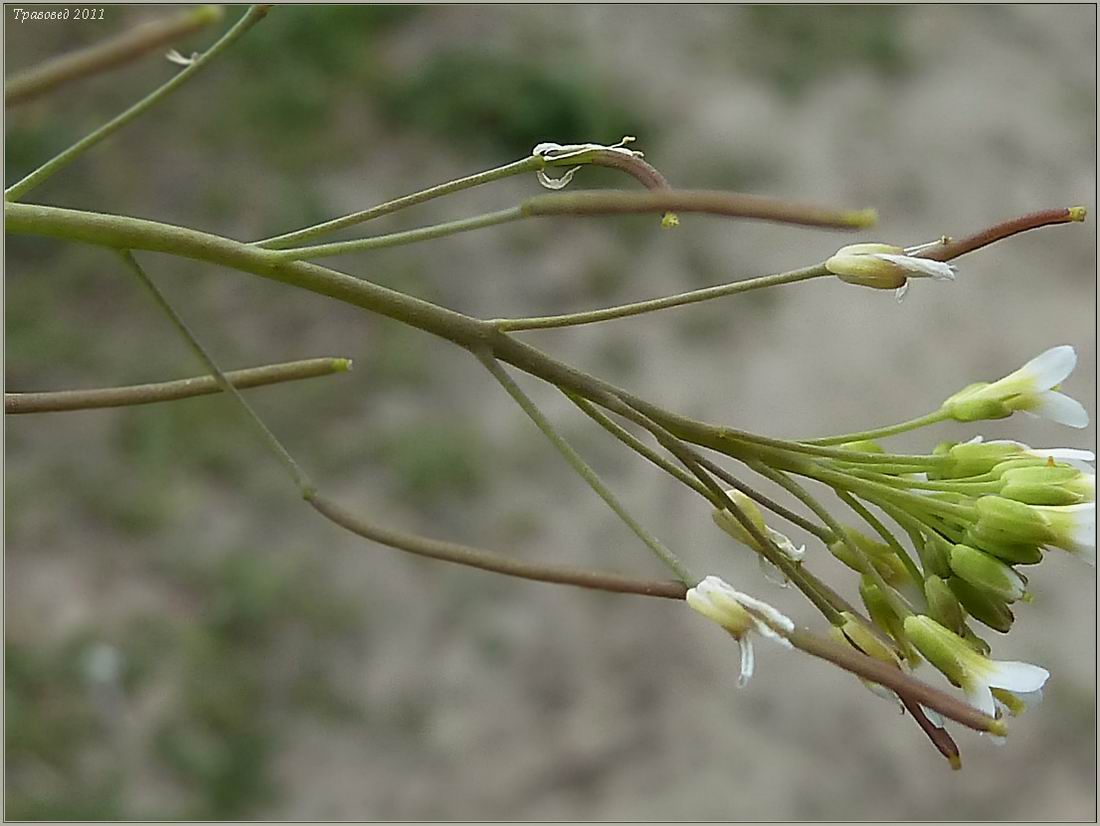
[[254, 157, 543, 249], [835, 490, 926, 594], [804, 409, 951, 446], [6, 5, 271, 202], [785, 627, 1004, 735], [920, 207, 1087, 262], [309, 494, 687, 599], [521, 190, 877, 229], [494, 265, 828, 331], [567, 392, 719, 502], [270, 207, 525, 261], [478, 352, 693, 584], [117, 248, 314, 497], [5, 357, 352, 414], [5, 5, 224, 106]]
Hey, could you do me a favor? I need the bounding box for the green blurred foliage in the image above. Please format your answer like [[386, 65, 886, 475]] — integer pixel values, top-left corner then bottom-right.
[[381, 51, 648, 156], [738, 6, 912, 98], [375, 419, 488, 503]]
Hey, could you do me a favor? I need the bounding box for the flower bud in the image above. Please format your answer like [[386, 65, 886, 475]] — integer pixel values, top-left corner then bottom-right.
[[925, 575, 965, 633], [825, 243, 957, 293], [999, 465, 1093, 506], [942, 439, 1023, 478], [961, 624, 991, 656], [948, 544, 1028, 603], [961, 527, 1044, 565], [903, 615, 1049, 718], [947, 576, 1014, 633], [829, 527, 910, 586], [920, 534, 953, 578], [859, 576, 921, 666], [973, 496, 1058, 545], [711, 491, 767, 551]]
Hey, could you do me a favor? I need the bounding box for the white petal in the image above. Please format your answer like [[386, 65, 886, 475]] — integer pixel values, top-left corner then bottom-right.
[[735, 593, 795, 634], [919, 705, 945, 728], [965, 683, 997, 717], [1019, 345, 1077, 391], [984, 660, 1050, 694], [766, 527, 805, 562], [536, 166, 580, 190], [895, 283, 909, 302], [736, 637, 754, 688], [873, 253, 957, 281], [1023, 391, 1089, 428]]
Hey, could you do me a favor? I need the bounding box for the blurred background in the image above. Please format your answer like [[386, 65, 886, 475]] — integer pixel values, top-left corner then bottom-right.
[[5, 4, 1096, 820]]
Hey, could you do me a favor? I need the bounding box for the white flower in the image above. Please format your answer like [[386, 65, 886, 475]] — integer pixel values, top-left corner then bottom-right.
[[950, 346, 1088, 428], [686, 575, 793, 687], [1032, 502, 1096, 565], [824, 242, 957, 300], [903, 615, 1050, 718]]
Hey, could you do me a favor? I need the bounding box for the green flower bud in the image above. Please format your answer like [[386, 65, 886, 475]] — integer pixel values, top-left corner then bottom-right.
[[829, 527, 910, 585], [962, 527, 1044, 565], [942, 440, 1023, 478], [945, 395, 1013, 424], [947, 576, 1014, 633], [902, 615, 1049, 719], [961, 624, 991, 656], [973, 496, 1057, 545], [835, 611, 902, 667], [999, 465, 1092, 506], [925, 575, 965, 633], [948, 544, 1028, 603], [920, 534, 953, 578], [859, 576, 921, 666]]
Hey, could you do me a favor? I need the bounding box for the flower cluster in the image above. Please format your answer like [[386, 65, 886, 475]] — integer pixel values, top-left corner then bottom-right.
[[699, 346, 1091, 737]]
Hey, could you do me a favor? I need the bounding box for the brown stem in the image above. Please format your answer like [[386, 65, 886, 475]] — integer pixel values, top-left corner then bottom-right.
[[5, 357, 351, 414], [787, 628, 1002, 735], [308, 494, 688, 600], [521, 190, 877, 229], [919, 207, 1086, 262]]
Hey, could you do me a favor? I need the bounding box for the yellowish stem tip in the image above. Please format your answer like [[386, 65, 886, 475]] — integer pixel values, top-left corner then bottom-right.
[[333, 358, 353, 372], [848, 208, 878, 228], [193, 5, 225, 24], [948, 754, 962, 771], [988, 718, 1009, 738], [1067, 206, 1088, 222], [661, 211, 680, 229]]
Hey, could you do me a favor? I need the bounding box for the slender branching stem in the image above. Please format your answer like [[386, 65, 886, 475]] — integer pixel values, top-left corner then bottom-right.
[[567, 392, 719, 502], [118, 248, 315, 497], [5, 5, 224, 106], [494, 265, 828, 331], [255, 157, 543, 249], [835, 489, 926, 594], [5, 357, 352, 414], [477, 351, 694, 584], [6, 5, 271, 202], [270, 208, 525, 261], [920, 207, 1087, 262], [803, 408, 952, 446], [309, 494, 687, 599]]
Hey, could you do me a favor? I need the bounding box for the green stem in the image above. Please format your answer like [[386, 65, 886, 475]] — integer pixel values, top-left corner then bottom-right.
[[748, 460, 914, 619], [6, 5, 271, 201], [5, 5, 224, 106], [567, 392, 719, 503], [117, 248, 315, 498], [270, 207, 525, 261], [804, 409, 952, 446], [5, 356, 352, 414], [255, 157, 542, 249], [478, 352, 693, 584], [835, 490, 926, 596], [494, 266, 828, 331]]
